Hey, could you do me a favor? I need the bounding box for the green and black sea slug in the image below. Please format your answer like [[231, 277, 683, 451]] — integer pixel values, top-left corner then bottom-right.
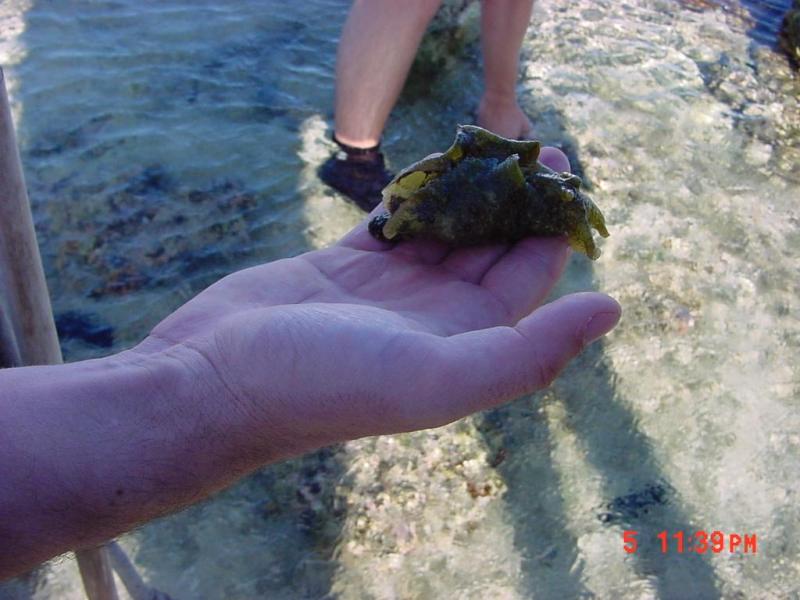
[[369, 125, 609, 259]]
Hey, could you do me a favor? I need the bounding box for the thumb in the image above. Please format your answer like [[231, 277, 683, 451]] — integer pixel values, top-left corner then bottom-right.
[[428, 292, 621, 422]]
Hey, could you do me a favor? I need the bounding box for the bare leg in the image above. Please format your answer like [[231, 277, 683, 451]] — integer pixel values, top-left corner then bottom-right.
[[334, 0, 444, 149], [477, 0, 535, 138]]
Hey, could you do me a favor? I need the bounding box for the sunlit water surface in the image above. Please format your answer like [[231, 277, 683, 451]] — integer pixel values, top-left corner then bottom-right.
[[1, 0, 799, 598]]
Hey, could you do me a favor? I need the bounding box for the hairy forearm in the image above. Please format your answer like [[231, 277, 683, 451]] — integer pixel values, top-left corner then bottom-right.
[[0, 347, 258, 579]]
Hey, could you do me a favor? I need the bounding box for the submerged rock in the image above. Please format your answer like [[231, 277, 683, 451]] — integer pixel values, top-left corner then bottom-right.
[[404, 0, 480, 99], [780, 0, 800, 66]]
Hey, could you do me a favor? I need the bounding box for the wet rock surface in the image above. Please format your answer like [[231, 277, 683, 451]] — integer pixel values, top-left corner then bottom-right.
[[33, 164, 259, 300], [404, 0, 480, 100]]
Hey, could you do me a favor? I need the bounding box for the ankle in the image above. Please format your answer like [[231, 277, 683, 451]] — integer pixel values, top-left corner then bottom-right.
[[332, 134, 385, 167], [479, 88, 519, 110], [332, 130, 382, 151]]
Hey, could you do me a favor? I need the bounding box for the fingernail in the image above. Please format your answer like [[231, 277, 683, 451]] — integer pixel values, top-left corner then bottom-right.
[[583, 310, 621, 345]]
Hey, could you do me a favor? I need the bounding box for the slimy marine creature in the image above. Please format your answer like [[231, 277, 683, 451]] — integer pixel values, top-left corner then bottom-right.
[[369, 125, 609, 259]]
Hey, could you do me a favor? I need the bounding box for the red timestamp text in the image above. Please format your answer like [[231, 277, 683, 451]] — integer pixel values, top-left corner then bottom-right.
[[623, 530, 757, 554]]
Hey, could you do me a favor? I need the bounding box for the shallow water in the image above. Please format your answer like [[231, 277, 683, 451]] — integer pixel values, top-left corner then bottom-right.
[[1, 0, 799, 598]]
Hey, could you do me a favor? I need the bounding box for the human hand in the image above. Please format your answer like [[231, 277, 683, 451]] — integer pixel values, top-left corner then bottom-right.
[[129, 150, 620, 464], [0, 150, 619, 576]]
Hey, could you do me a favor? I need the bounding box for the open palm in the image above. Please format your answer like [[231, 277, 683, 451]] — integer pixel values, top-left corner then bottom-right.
[[138, 215, 619, 458], [136, 179, 619, 460]]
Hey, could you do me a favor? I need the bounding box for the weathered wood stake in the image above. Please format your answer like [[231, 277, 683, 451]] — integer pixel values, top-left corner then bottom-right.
[[108, 542, 172, 600], [0, 65, 120, 600]]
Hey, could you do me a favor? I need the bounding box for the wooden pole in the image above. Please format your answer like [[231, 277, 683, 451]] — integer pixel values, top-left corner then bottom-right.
[[0, 68, 61, 366], [74, 550, 120, 600], [107, 542, 172, 600], [0, 65, 119, 600], [0, 300, 22, 368]]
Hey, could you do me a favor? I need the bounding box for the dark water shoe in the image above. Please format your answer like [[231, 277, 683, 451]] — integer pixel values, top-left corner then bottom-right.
[[318, 135, 393, 212]]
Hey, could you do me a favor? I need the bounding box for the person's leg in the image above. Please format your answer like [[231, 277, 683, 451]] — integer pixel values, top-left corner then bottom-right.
[[477, 0, 535, 139], [334, 0, 444, 149]]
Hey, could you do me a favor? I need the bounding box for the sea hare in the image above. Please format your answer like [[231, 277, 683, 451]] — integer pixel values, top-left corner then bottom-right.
[[368, 125, 609, 259]]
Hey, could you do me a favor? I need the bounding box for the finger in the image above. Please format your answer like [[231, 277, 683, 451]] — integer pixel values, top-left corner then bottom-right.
[[338, 202, 395, 251], [481, 236, 570, 321], [439, 242, 511, 284], [419, 292, 621, 425], [539, 146, 571, 172]]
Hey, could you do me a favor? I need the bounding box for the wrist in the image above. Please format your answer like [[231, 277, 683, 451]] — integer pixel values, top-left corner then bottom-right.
[[122, 336, 306, 472], [117, 341, 266, 475], [51, 351, 246, 515], [0, 343, 276, 576], [480, 87, 519, 108]]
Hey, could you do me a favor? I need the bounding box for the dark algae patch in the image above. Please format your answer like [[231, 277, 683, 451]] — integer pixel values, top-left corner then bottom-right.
[[55, 310, 114, 348], [40, 164, 259, 302], [598, 482, 676, 524], [369, 125, 609, 259]]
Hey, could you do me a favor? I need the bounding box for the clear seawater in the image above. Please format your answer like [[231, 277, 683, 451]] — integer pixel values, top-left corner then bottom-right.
[[1, 0, 799, 598]]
